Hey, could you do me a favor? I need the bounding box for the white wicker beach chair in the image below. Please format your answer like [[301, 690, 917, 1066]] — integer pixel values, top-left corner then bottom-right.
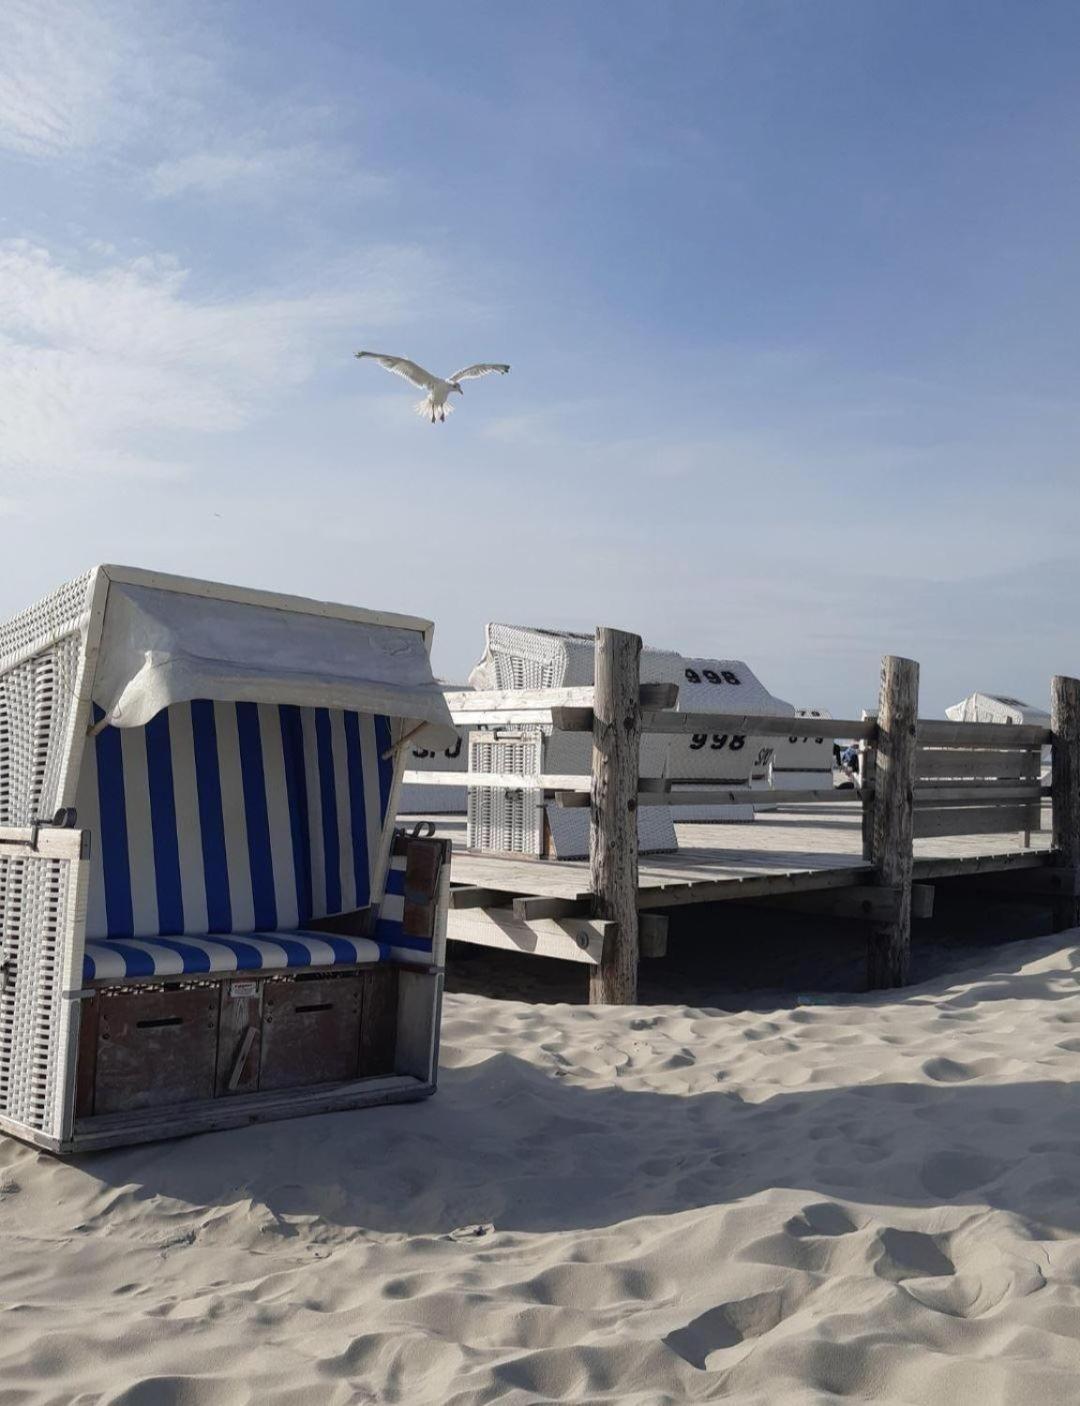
[[0, 566, 456, 1154], [464, 626, 806, 851], [466, 625, 676, 857]]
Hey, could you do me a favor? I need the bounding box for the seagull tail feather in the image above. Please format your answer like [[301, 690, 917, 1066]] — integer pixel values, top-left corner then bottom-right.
[[414, 395, 453, 420]]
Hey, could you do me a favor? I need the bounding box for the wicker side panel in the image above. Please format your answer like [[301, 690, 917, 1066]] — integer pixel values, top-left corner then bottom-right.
[[0, 633, 85, 826], [0, 850, 81, 1138], [0, 572, 94, 676], [466, 732, 544, 855]]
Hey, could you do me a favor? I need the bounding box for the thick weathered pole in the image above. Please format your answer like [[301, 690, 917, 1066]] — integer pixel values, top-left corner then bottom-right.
[[1051, 675, 1080, 931], [867, 655, 919, 988], [589, 627, 641, 1004]]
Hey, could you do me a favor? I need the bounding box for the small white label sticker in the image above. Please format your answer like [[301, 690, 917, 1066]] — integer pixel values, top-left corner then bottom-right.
[[229, 981, 258, 999]]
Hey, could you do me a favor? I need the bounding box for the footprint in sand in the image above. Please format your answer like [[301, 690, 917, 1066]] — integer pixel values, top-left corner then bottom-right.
[[871, 1227, 955, 1282], [664, 1287, 797, 1371], [784, 1202, 861, 1238], [901, 1250, 1044, 1318], [921, 1056, 976, 1082]]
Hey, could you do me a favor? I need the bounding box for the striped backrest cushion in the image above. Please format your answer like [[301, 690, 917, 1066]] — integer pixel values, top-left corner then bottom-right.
[[77, 702, 396, 941]]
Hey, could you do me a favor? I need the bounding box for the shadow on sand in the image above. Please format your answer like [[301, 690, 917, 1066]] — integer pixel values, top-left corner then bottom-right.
[[73, 943, 1080, 1242]]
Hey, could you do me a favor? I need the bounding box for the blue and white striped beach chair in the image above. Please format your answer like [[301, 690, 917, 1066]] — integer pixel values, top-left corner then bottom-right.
[[0, 567, 456, 1154]]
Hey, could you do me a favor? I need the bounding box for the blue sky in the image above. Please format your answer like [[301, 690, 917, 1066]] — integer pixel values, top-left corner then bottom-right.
[[2, 0, 1078, 715]]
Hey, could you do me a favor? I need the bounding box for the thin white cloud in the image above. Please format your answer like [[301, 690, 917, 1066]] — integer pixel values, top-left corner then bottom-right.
[[147, 140, 391, 203], [0, 238, 453, 480], [0, 0, 153, 158]]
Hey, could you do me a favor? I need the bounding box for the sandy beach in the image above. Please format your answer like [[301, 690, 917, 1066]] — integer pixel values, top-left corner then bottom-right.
[[3, 930, 1080, 1403]]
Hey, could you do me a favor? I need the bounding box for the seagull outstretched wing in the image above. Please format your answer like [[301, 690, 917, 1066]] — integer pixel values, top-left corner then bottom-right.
[[355, 352, 440, 391], [448, 363, 511, 383]]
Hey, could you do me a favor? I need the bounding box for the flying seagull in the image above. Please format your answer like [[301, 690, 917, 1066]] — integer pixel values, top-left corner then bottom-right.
[[355, 351, 510, 423]]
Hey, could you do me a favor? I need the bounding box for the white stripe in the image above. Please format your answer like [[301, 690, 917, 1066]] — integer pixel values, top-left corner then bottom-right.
[[251, 930, 338, 966], [76, 734, 107, 939], [120, 726, 158, 937], [112, 936, 188, 977], [380, 892, 405, 924], [301, 708, 327, 916], [342, 936, 381, 964], [168, 705, 208, 937], [330, 710, 356, 913], [389, 855, 406, 872], [259, 704, 299, 930], [214, 702, 255, 932], [158, 934, 241, 971], [224, 934, 290, 968], [359, 713, 384, 898], [389, 946, 431, 966], [83, 941, 126, 980]]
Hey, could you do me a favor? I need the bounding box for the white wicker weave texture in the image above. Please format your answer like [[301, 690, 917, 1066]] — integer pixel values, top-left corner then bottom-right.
[[0, 571, 93, 675], [467, 732, 544, 854], [0, 851, 77, 1138], [467, 625, 675, 855], [0, 571, 95, 828]]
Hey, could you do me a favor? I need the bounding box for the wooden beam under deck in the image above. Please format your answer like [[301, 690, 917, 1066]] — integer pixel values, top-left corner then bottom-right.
[[410, 801, 1057, 969]]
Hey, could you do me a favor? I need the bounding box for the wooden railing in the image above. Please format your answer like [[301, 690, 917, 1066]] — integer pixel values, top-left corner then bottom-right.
[[405, 636, 1079, 1003]]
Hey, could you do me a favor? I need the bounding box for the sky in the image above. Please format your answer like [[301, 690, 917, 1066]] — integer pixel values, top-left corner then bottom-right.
[[1, 0, 1078, 716]]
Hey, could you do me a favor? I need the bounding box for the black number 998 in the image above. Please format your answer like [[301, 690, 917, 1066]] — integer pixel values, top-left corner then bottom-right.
[[689, 733, 746, 751], [685, 668, 742, 686]]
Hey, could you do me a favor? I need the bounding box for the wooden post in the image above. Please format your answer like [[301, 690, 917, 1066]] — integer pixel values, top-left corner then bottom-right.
[[858, 709, 876, 862], [1051, 675, 1080, 931], [867, 656, 919, 989], [589, 627, 642, 1004]]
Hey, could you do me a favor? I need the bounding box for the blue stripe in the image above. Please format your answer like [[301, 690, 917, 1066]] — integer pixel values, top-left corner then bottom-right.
[[375, 714, 395, 819], [343, 711, 370, 907], [377, 930, 432, 953], [385, 866, 405, 897], [94, 707, 134, 940], [190, 701, 233, 934], [314, 709, 342, 914], [235, 703, 278, 930], [374, 917, 432, 949], [144, 710, 184, 936], [279, 706, 313, 924], [265, 933, 319, 968], [90, 939, 155, 978], [136, 936, 213, 974], [201, 935, 271, 970], [316, 934, 372, 964]]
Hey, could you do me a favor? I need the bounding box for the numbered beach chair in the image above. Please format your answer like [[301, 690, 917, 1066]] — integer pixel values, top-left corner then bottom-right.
[[0, 566, 456, 1153]]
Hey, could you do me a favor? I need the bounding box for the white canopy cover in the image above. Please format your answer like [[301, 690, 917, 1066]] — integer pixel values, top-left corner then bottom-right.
[[94, 579, 457, 749], [945, 692, 1050, 727]]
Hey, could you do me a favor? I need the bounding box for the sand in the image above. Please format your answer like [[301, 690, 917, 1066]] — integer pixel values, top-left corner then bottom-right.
[[4, 935, 1080, 1403]]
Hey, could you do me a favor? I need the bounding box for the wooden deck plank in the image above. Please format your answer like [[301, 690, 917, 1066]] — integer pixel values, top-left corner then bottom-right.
[[399, 803, 1052, 908]]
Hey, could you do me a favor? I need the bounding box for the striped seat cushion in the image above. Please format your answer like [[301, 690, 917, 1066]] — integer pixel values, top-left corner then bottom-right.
[[83, 929, 385, 981], [81, 846, 433, 980]]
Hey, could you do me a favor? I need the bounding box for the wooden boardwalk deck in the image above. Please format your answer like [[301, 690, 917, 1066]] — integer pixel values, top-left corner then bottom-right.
[[405, 804, 1053, 964]]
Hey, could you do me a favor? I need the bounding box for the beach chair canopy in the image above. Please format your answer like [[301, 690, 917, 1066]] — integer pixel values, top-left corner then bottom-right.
[[944, 692, 1050, 727], [93, 576, 457, 748]]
